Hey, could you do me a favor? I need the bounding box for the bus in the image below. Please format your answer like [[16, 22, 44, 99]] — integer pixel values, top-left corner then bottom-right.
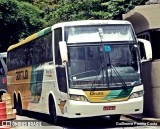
[[7, 20, 152, 124]]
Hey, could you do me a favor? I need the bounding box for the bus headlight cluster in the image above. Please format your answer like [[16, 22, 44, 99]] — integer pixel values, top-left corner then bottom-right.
[[129, 91, 144, 99], [69, 94, 88, 102]]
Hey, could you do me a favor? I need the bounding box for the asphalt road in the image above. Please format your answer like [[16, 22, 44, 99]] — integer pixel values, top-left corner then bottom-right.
[[7, 111, 160, 129]]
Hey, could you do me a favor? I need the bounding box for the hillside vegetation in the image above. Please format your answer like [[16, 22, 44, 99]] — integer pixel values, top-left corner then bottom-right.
[[0, 0, 148, 51]]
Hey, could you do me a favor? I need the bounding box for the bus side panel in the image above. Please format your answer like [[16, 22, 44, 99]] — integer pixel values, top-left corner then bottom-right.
[[7, 67, 32, 109], [7, 62, 58, 114], [27, 62, 57, 113]]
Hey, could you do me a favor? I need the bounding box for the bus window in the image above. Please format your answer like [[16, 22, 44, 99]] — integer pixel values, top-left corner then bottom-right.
[[54, 28, 62, 65]]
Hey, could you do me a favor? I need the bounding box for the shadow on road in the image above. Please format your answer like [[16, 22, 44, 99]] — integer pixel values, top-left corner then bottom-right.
[[21, 110, 137, 128]]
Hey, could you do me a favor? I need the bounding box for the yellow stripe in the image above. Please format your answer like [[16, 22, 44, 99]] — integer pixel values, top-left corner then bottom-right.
[[84, 91, 129, 103], [7, 33, 38, 51], [86, 96, 129, 103], [84, 91, 110, 102]]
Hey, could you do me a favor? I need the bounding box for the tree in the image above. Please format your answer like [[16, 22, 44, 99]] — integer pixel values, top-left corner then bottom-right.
[[102, 0, 148, 19], [0, 0, 45, 52], [43, 0, 149, 26], [0, 0, 150, 52], [45, 0, 110, 26], [15, 0, 149, 27]]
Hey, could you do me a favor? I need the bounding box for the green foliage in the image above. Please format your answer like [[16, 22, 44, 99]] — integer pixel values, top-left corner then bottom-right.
[[44, 0, 148, 26], [45, 0, 110, 26], [17, 0, 34, 3], [102, 0, 148, 19], [18, 2, 45, 38], [0, 0, 45, 51], [0, 0, 149, 51]]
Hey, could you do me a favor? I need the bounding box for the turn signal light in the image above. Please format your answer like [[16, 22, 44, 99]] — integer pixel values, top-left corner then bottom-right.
[[2, 77, 7, 84]]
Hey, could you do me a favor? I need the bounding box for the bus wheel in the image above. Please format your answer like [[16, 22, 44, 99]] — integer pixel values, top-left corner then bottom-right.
[[110, 115, 121, 121], [17, 94, 23, 115], [13, 94, 17, 109], [49, 97, 60, 125]]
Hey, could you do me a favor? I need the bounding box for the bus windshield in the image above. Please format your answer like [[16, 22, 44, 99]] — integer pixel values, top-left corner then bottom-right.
[[65, 24, 135, 43], [67, 44, 141, 89]]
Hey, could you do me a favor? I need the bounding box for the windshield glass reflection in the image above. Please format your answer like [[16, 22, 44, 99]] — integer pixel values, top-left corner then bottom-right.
[[68, 44, 141, 89]]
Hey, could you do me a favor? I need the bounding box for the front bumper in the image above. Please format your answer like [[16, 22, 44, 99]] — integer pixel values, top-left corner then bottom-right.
[[66, 97, 143, 118]]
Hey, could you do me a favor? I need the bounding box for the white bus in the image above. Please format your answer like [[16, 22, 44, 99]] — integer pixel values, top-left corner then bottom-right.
[[7, 20, 152, 124]]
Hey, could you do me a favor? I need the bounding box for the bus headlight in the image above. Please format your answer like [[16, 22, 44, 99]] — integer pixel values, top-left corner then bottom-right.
[[129, 91, 144, 99], [69, 94, 88, 102]]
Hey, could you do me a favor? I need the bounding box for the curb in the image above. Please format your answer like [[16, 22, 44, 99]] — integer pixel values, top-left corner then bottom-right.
[[124, 115, 160, 123], [142, 118, 160, 123], [124, 115, 142, 121]]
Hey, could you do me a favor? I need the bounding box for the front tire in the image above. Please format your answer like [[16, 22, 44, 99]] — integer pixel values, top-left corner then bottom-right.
[[110, 115, 121, 121], [49, 97, 61, 125], [13, 94, 17, 109]]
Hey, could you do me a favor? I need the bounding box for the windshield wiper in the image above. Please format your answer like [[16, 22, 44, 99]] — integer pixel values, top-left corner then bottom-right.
[[106, 53, 128, 92], [110, 65, 128, 91]]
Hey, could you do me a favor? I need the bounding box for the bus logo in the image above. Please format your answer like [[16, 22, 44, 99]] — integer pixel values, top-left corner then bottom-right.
[[16, 70, 28, 80], [90, 91, 104, 96], [58, 100, 67, 114]]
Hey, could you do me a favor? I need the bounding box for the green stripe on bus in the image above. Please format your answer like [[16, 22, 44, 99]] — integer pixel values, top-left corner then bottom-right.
[[117, 88, 133, 98], [103, 87, 133, 100], [38, 27, 52, 37], [30, 64, 44, 103]]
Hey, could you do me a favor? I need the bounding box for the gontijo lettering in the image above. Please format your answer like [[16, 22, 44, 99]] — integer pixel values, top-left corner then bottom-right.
[[90, 91, 104, 96], [16, 70, 28, 80]]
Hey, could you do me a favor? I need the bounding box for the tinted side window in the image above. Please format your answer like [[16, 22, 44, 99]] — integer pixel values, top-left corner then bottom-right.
[[7, 32, 53, 71], [56, 67, 67, 93], [29, 33, 53, 65], [54, 28, 62, 65]]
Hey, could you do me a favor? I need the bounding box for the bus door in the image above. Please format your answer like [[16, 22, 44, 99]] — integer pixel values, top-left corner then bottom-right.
[[54, 28, 68, 115], [56, 66, 68, 97], [55, 65, 68, 116]]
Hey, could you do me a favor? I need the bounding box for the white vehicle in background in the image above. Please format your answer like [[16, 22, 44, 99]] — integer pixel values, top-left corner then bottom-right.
[[0, 52, 7, 97], [0, 52, 16, 121]]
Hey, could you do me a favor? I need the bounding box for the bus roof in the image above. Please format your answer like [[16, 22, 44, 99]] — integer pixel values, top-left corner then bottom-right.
[[51, 20, 132, 29], [7, 27, 52, 51], [7, 20, 132, 51]]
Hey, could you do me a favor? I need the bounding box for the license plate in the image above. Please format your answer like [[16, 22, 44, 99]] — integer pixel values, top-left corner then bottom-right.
[[103, 106, 116, 111]]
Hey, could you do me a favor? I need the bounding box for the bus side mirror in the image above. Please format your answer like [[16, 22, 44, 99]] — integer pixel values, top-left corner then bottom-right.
[[59, 41, 68, 64], [137, 38, 152, 62]]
